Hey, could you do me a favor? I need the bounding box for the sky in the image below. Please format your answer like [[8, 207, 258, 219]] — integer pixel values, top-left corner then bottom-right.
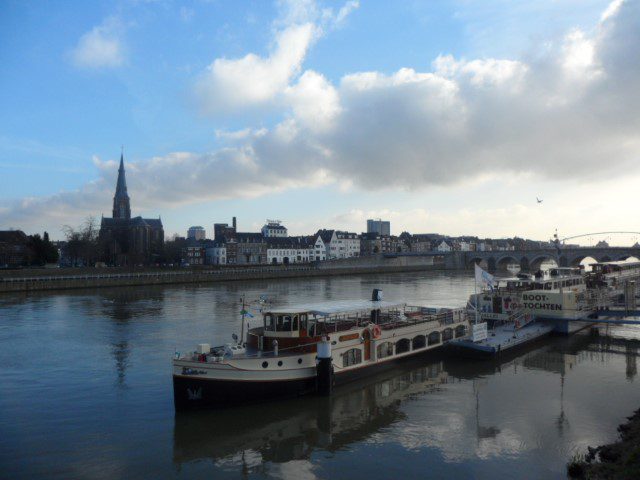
[[1, 0, 639, 244]]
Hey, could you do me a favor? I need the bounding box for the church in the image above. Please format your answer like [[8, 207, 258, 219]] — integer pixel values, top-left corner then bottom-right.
[[99, 154, 164, 265]]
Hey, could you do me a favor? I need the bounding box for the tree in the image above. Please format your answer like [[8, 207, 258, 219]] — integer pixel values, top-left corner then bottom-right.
[[28, 231, 59, 265], [63, 217, 101, 266]]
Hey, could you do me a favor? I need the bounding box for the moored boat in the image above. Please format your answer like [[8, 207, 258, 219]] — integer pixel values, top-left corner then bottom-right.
[[172, 291, 470, 410]]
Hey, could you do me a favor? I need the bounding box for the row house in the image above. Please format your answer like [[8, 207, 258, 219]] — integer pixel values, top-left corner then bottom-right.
[[317, 230, 360, 259], [433, 239, 454, 252], [182, 244, 205, 265], [235, 233, 266, 264], [267, 237, 312, 264], [409, 234, 433, 253], [205, 241, 226, 265]]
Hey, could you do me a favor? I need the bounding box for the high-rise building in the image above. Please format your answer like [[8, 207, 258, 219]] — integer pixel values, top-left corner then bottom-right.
[[367, 219, 390, 236], [187, 226, 206, 241]]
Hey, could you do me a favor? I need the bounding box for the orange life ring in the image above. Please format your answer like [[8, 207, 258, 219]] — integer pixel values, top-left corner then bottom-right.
[[372, 325, 382, 339]]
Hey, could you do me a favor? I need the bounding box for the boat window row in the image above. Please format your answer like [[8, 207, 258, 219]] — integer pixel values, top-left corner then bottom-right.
[[263, 313, 310, 332], [347, 326, 468, 367]]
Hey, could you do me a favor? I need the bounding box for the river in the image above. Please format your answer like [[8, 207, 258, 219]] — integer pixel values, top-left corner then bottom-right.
[[1, 271, 639, 479]]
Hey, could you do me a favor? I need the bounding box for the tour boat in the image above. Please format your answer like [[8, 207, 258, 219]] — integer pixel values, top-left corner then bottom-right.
[[172, 291, 470, 409], [468, 267, 595, 334]]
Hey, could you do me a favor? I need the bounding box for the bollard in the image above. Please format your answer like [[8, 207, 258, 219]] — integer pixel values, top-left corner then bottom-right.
[[316, 337, 333, 396]]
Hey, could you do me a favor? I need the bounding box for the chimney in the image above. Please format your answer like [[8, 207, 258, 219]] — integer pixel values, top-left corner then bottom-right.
[[232, 216, 237, 231]]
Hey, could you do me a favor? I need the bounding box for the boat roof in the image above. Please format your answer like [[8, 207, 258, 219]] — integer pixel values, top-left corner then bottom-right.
[[267, 300, 405, 316]]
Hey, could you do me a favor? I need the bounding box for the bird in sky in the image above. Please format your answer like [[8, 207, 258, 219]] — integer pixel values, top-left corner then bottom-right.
[[536, 197, 543, 204]]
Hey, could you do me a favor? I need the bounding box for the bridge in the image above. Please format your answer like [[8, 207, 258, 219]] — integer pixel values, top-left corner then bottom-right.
[[464, 246, 640, 272], [385, 246, 640, 271]]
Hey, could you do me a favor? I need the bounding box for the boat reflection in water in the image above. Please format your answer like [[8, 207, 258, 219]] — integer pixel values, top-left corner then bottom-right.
[[173, 356, 448, 470]]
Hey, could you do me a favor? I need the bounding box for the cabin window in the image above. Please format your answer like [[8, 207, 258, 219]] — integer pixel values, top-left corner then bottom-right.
[[377, 342, 393, 359], [396, 338, 411, 354], [343, 348, 362, 367], [455, 325, 467, 338], [442, 328, 453, 342], [428, 331, 441, 345], [277, 315, 292, 331], [412, 335, 426, 350], [292, 315, 299, 331], [264, 314, 274, 331]]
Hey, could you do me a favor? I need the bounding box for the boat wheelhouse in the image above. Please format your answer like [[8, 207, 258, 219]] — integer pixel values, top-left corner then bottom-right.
[[172, 297, 470, 409]]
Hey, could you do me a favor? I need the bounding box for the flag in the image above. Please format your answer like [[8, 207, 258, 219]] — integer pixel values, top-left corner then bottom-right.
[[240, 309, 254, 318], [475, 263, 495, 289]]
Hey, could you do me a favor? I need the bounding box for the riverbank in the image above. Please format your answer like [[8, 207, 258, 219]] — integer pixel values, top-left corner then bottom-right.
[[0, 255, 444, 293], [568, 408, 640, 479]]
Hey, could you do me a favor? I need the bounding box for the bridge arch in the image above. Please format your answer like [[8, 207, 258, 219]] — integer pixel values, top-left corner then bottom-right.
[[571, 255, 589, 268], [496, 256, 519, 271], [530, 255, 557, 272], [467, 257, 488, 270]]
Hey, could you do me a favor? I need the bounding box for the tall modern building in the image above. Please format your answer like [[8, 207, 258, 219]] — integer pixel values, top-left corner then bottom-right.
[[187, 226, 206, 241], [99, 153, 164, 265], [367, 219, 390, 236]]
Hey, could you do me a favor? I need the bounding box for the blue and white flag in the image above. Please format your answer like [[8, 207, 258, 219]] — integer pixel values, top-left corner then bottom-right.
[[475, 263, 495, 290]]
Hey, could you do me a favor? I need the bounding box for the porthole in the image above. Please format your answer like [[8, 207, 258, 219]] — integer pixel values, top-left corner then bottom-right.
[[278, 360, 283, 367], [262, 361, 268, 368], [298, 358, 302, 364]]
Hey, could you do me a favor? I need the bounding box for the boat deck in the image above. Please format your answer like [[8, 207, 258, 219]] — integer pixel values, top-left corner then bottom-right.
[[453, 322, 555, 356]]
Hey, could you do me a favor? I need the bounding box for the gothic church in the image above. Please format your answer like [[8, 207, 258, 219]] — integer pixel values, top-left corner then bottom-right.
[[99, 154, 164, 265]]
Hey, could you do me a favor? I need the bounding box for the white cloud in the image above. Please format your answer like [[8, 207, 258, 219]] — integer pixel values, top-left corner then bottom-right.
[[4, 0, 640, 238], [194, 0, 358, 114], [194, 23, 315, 114], [70, 17, 125, 69]]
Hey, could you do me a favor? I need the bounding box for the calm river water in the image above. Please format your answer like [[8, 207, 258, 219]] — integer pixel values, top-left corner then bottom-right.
[[1, 271, 640, 479]]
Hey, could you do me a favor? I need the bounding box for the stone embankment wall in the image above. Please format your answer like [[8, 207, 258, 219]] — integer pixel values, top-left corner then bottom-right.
[[0, 255, 442, 293]]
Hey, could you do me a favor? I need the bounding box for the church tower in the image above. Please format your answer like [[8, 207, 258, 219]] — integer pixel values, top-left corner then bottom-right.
[[112, 153, 131, 220]]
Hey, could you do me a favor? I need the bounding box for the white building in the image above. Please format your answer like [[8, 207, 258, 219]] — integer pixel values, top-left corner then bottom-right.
[[309, 234, 326, 262], [434, 240, 453, 252], [317, 230, 360, 259], [267, 237, 311, 264], [261, 220, 288, 238], [205, 243, 227, 265], [187, 226, 206, 241]]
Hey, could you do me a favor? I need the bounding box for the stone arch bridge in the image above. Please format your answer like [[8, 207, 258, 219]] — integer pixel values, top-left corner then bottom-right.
[[464, 247, 640, 272]]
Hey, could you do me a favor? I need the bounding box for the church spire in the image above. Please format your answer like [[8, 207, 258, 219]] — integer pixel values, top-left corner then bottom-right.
[[112, 151, 131, 220]]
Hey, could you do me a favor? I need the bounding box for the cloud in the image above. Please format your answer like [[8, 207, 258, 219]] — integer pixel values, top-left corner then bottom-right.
[[194, 0, 358, 114], [194, 23, 315, 114], [3, 0, 640, 237], [69, 17, 125, 69]]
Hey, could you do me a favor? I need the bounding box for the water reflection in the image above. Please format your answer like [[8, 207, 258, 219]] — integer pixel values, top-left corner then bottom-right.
[[173, 359, 448, 470]]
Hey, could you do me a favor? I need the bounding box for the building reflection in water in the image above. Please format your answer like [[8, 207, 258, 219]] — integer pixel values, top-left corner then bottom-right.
[[97, 287, 165, 388]]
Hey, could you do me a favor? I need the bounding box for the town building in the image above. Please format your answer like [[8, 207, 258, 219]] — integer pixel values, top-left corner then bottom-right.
[[187, 226, 206, 241], [360, 232, 382, 255], [261, 220, 288, 238], [236, 233, 266, 264], [213, 217, 237, 240], [266, 237, 312, 264], [0, 230, 32, 267], [205, 242, 227, 265], [182, 243, 205, 265], [317, 229, 360, 259], [433, 239, 453, 252], [98, 154, 164, 265], [367, 219, 391, 236]]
